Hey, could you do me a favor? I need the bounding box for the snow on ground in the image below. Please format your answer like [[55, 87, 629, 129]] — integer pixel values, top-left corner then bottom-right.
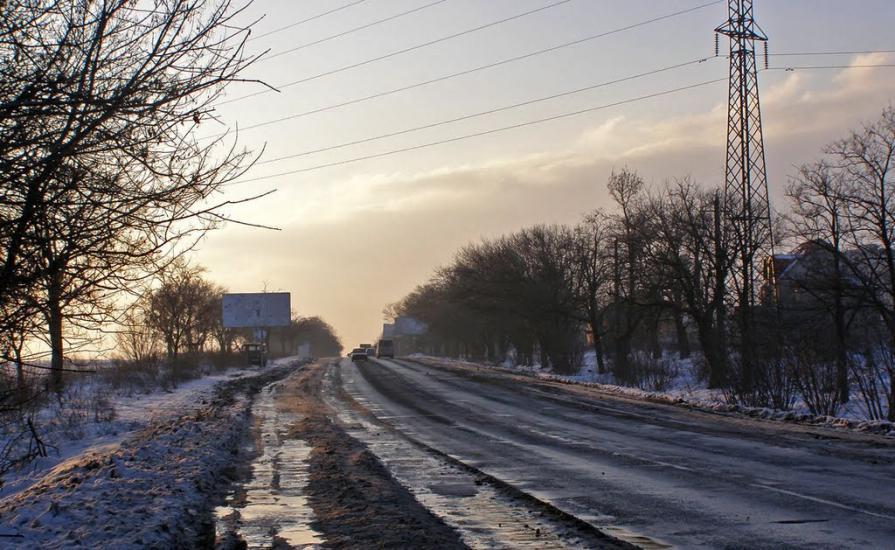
[[0, 358, 296, 501], [410, 353, 895, 438], [0, 358, 302, 547], [111, 370, 249, 425]]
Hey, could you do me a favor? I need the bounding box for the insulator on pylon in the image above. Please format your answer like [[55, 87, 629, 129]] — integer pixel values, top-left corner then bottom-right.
[[763, 42, 769, 69], [714, 33, 719, 57]]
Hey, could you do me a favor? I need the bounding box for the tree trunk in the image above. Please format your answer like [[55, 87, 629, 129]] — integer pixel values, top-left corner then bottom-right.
[[649, 312, 661, 359], [47, 272, 64, 392], [589, 313, 606, 374], [13, 338, 25, 392], [16, 361, 25, 391], [674, 308, 691, 359], [888, 382, 895, 422], [696, 317, 726, 388], [166, 336, 176, 361], [833, 297, 850, 404], [613, 331, 631, 381]]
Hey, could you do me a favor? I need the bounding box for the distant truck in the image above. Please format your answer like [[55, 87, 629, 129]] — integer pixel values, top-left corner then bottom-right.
[[242, 342, 266, 367], [376, 338, 394, 358]]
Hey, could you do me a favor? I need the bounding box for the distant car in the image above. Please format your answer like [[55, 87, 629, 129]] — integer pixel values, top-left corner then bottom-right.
[[350, 348, 369, 361], [364, 347, 376, 356]]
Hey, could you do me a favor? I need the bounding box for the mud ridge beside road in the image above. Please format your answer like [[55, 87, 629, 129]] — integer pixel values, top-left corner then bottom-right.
[[279, 361, 467, 549]]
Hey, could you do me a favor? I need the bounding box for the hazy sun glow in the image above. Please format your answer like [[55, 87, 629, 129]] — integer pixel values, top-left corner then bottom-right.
[[195, 0, 895, 348]]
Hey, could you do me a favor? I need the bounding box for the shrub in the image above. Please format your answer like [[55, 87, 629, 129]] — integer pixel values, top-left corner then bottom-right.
[[627, 351, 680, 392]]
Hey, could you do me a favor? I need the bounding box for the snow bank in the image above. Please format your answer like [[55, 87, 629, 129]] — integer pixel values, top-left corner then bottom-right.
[[0, 365, 262, 500], [0, 359, 303, 547]]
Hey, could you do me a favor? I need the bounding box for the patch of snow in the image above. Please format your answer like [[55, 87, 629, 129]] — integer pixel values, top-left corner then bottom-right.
[[0, 358, 304, 547], [0, 358, 296, 500]]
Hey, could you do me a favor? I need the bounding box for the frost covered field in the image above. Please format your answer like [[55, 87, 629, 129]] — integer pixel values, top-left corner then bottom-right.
[[0, 358, 303, 547], [2, 369, 246, 500]]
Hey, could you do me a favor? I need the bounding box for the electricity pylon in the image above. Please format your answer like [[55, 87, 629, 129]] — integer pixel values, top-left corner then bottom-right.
[[716, 0, 774, 309], [716, 0, 774, 389]]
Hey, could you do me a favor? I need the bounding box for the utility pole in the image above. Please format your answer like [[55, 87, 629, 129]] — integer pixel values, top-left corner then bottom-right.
[[715, 0, 774, 390]]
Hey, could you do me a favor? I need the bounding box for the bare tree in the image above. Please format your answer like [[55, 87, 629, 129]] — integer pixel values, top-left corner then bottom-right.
[[605, 168, 652, 380], [291, 317, 343, 358], [144, 262, 218, 380], [647, 179, 731, 387], [0, 0, 267, 390], [786, 161, 859, 403], [116, 303, 161, 368], [828, 106, 895, 419], [572, 212, 613, 373], [210, 287, 240, 354]]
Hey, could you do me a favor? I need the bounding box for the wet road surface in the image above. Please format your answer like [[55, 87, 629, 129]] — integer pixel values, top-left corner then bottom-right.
[[340, 357, 895, 549]]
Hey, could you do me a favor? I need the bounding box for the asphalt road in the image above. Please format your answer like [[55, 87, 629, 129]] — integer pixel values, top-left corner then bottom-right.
[[338, 357, 895, 549]]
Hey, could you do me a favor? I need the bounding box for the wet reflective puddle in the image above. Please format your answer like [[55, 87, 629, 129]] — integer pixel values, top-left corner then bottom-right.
[[215, 382, 324, 549]]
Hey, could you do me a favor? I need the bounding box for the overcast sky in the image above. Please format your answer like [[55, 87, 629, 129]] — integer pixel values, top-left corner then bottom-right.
[[193, 0, 895, 349]]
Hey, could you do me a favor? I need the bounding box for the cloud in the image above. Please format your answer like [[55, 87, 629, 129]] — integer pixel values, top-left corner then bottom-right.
[[198, 54, 895, 347]]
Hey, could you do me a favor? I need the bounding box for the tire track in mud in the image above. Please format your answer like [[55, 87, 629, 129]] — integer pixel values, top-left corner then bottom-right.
[[277, 361, 466, 549]]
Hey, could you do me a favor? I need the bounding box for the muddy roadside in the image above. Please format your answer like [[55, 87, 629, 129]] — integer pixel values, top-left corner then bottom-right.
[[215, 359, 635, 549], [275, 361, 466, 549], [0, 360, 305, 549]]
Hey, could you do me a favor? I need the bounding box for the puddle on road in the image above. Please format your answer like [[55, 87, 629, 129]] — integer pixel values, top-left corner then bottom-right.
[[215, 382, 324, 549]]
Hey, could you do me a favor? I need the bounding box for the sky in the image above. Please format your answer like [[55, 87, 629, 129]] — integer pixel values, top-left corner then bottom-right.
[[192, 0, 895, 349]]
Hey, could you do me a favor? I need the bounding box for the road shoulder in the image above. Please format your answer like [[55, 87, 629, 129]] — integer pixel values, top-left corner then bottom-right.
[[273, 360, 467, 549], [406, 356, 895, 450]]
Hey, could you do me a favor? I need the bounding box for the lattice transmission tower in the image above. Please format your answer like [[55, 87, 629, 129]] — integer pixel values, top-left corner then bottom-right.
[[715, 0, 774, 313]]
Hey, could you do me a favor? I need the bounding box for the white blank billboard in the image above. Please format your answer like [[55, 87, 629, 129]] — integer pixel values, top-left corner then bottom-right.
[[222, 292, 291, 328]]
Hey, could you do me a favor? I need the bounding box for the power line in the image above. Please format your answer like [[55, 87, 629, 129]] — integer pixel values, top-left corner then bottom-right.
[[207, 0, 724, 135], [256, 57, 721, 166], [765, 63, 895, 71], [768, 49, 895, 57], [233, 77, 729, 184], [218, 0, 578, 106], [232, 62, 895, 184], [249, 0, 371, 42], [259, 0, 450, 64]]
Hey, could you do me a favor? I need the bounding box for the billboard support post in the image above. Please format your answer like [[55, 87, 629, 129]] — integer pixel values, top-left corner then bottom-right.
[[222, 293, 291, 367]]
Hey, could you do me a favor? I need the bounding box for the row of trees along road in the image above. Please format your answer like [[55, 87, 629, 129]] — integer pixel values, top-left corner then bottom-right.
[[0, 1, 266, 398], [393, 107, 895, 420]]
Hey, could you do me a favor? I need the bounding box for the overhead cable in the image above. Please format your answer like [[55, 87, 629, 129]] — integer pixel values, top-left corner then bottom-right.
[[768, 49, 895, 57], [233, 77, 729, 184], [232, 62, 895, 183], [256, 57, 721, 165], [218, 0, 579, 106], [259, 0, 451, 64], [208, 0, 724, 133], [765, 63, 895, 71], [249, 0, 371, 42]]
